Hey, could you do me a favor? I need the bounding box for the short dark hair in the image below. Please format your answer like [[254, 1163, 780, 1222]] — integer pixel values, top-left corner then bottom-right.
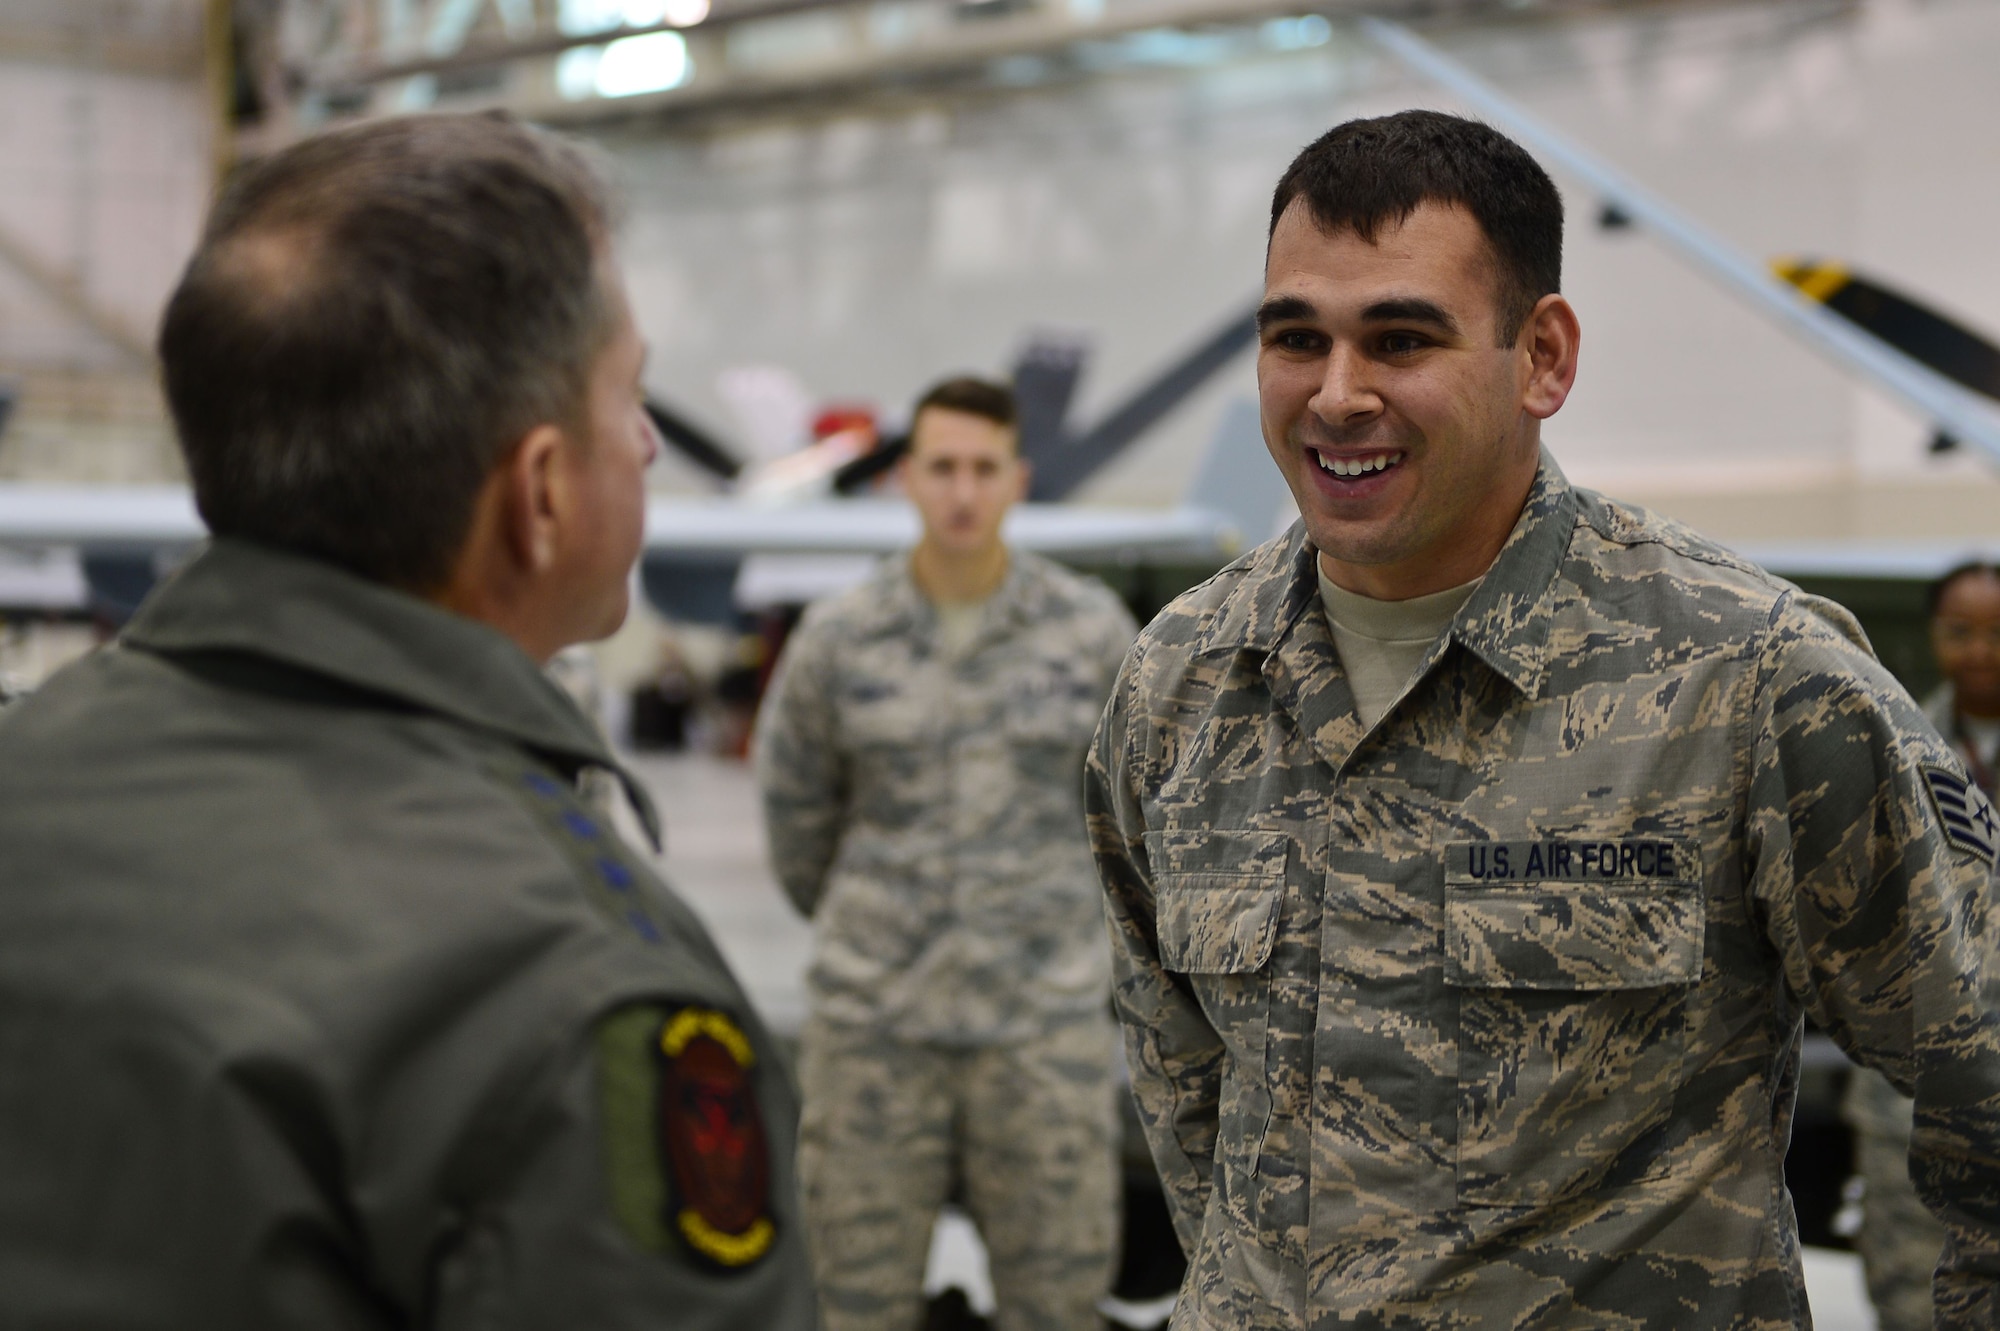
[[158, 112, 616, 590], [912, 376, 1016, 431], [1929, 561, 2000, 618], [1269, 110, 1564, 343]]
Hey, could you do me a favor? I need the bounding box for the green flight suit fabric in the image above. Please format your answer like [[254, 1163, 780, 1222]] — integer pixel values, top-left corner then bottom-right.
[[0, 539, 816, 1330], [1087, 453, 2000, 1329]]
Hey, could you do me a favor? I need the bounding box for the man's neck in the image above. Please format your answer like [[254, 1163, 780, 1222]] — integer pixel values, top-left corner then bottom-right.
[[1318, 457, 1538, 600], [911, 539, 1009, 604]]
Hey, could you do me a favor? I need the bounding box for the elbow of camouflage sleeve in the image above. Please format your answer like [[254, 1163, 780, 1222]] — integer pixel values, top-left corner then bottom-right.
[[1913, 1045, 2000, 1323], [1932, 1233, 2000, 1330], [763, 808, 837, 917], [772, 852, 831, 917], [1159, 1157, 1213, 1257]]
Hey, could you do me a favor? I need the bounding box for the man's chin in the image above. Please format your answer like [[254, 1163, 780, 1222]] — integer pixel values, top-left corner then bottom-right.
[[1302, 516, 1411, 570], [573, 591, 631, 649], [931, 531, 1000, 557]]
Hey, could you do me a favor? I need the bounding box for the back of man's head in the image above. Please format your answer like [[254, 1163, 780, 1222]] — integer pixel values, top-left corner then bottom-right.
[[159, 112, 615, 591], [1270, 109, 1564, 343]]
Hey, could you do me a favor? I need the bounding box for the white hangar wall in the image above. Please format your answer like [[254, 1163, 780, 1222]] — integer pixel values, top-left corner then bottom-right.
[[0, 0, 210, 483], [606, 0, 2000, 547]]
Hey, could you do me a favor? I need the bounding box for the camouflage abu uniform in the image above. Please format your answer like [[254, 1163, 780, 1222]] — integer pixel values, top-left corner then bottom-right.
[[1088, 455, 2000, 1329], [757, 549, 1135, 1331], [1840, 681, 1983, 1331]]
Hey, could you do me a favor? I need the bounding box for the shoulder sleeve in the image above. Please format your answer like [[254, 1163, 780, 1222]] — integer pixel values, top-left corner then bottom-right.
[[1058, 570, 1140, 688], [431, 994, 817, 1330], [1086, 636, 1219, 1252], [1091, 586, 1141, 681], [752, 609, 848, 917], [1746, 592, 2000, 1322]]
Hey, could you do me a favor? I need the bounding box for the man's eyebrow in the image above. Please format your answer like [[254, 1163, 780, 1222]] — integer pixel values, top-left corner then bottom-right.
[[1362, 297, 1459, 334], [1255, 295, 1316, 331]]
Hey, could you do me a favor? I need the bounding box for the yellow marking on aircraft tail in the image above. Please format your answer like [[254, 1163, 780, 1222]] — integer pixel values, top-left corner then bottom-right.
[[1770, 256, 1850, 304]]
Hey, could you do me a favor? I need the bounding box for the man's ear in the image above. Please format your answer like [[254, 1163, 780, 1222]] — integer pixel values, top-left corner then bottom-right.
[[1520, 293, 1581, 421], [1012, 455, 1032, 503], [500, 423, 569, 574]]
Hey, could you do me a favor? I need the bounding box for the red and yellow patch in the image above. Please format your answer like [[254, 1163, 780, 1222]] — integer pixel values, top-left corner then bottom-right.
[[655, 1006, 776, 1269]]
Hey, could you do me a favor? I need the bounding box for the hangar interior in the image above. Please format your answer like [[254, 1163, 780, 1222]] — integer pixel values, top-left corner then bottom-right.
[[2, 0, 1995, 1326]]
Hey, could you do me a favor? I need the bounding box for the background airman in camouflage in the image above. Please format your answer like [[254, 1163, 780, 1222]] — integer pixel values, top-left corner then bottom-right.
[[1087, 110, 2000, 1328], [756, 377, 1136, 1331], [1841, 560, 2000, 1331]]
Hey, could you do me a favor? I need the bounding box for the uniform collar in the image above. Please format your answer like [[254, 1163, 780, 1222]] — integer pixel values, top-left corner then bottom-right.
[[1191, 448, 1577, 701], [122, 538, 661, 846], [1443, 453, 1576, 700], [857, 547, 1045, 639]]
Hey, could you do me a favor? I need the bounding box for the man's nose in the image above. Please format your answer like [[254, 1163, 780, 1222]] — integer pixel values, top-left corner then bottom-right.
[[640, 409, 664, 466], [1309, 344, 1383, 427]]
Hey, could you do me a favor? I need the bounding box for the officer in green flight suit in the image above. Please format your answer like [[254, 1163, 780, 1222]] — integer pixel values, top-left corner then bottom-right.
[[0, 113, 815, 1328]]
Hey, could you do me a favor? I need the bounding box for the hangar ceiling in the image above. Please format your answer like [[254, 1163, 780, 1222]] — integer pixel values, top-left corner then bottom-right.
[[228, 0, 1769, 146]]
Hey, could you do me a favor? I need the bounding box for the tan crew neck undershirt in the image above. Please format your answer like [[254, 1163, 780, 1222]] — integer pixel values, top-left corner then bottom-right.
[[1317, 564, 1481, 728], [933, 598, 989, 659]]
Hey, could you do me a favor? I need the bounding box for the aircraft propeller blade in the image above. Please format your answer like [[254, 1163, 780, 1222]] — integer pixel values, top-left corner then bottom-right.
[[831, 433, 909, 493], [644, 397, 744, 482], [1773, 259, 2000, 405]]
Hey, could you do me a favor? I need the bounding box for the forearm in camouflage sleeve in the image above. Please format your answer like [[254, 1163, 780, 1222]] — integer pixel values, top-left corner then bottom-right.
[[1746, 594, 2000, 1323], [1086, 664, 1220, 1255], [752, 622, 847, 917]]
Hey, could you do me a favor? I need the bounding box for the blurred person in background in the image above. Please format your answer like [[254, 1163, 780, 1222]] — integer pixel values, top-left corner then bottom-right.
[[1843, 560, 2000, 1331], [755, 377, 1136, 1331], [0, 112, 815, 1328]]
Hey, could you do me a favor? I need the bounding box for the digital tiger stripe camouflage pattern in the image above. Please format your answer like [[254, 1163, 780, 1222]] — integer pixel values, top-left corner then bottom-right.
[[1088, 454, 2000, 1329]]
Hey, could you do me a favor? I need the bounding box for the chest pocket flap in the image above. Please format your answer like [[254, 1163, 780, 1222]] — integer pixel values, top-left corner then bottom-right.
[[1444, 883, 1705, 990], [1148, 829, 1288, 974]]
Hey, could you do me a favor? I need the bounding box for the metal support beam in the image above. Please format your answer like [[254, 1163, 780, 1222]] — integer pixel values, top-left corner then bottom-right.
[[1360, 15, 2000, 468], [323, 0, 853, 87], [0, 223, 152, 366]]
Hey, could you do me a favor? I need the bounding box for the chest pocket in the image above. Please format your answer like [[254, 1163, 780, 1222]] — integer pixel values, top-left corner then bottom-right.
[[1004, 667, 1108, 748], [1149, 828, 1287, 1175], [1444, 838, 1705, 1209], [841, 682, 930, 748]]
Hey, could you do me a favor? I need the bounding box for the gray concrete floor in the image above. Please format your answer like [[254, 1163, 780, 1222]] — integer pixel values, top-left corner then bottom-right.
[[619, 749, 815, 1038]]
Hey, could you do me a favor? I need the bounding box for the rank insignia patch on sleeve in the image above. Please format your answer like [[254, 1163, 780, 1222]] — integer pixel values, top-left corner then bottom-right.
[[654, 1006, 776, 1270], [1923, 763, 2000, 867]]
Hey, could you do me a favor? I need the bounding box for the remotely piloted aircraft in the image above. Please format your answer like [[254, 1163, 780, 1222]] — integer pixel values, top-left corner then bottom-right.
[[0, 333, 1289, 624], [6, 17, 1999, 625]]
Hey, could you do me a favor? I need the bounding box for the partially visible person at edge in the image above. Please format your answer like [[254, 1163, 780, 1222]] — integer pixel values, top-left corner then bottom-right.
[[1844, 561, 2000, 1331], [755, 377, 1137, 1331], [1085, 109, 2000, 1328], [0, 113, 816, 1328]]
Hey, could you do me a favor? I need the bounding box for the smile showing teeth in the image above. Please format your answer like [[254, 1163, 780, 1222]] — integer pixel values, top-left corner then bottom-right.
[[1315, 450, 1400, 478]]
